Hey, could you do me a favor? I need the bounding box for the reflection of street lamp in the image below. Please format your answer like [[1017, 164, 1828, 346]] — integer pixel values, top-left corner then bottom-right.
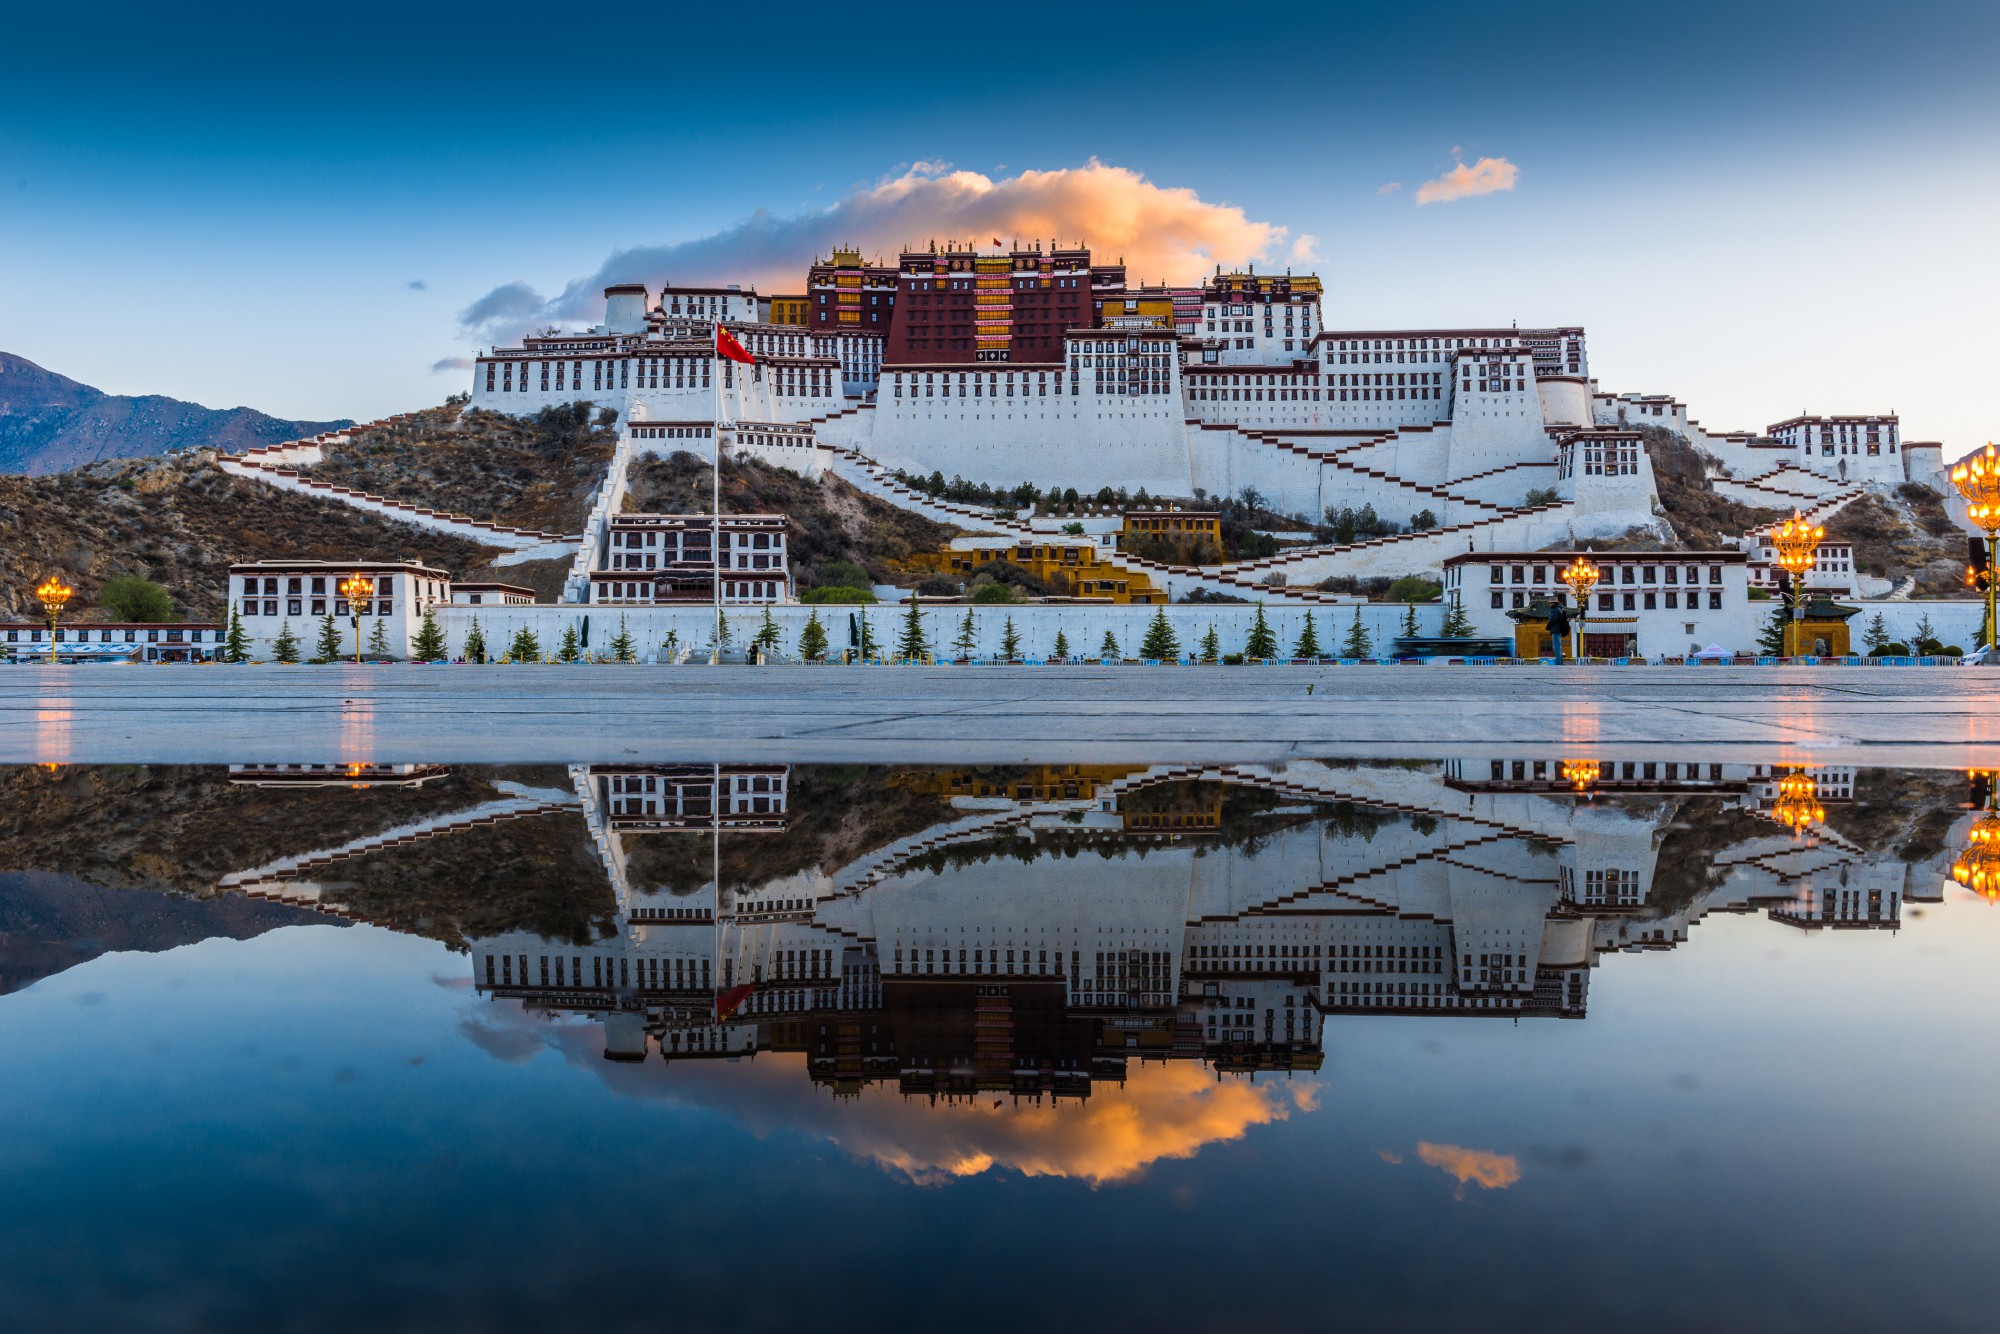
[[1770, 512, 1823, 657], [1950, 442, 2000, 652], [1770, 768, 1824, 839], [1558, 555, 1600, 662], [1952, 770, 2000, 902], [35, 575, 73, 665], [1560, 759, 1600, 794], [338, 572, 370, 665]]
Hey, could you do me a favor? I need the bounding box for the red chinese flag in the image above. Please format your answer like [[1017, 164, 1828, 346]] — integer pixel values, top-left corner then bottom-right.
[[715, 982, 756, 1019], [715, 326, 755, 365]]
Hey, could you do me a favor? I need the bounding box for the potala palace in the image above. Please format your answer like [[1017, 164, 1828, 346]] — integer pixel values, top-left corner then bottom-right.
[[195, 242, 1965, 664]]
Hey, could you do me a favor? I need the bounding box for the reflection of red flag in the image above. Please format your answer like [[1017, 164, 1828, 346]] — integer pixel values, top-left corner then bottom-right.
[[716, 983, 755, 1019], [715, 326, 755, 365]]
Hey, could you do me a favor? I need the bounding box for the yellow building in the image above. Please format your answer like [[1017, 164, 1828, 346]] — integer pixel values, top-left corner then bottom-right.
[[1118, 510, 1222, 557], [896, 765, 1143, 803], [767, 295, 810, 327], [899, 541, 1166, 603], [1095, 289, 1177, 329]]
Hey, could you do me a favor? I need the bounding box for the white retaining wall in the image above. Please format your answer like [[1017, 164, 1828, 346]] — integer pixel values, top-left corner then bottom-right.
[[431, 600, 1441, 663]]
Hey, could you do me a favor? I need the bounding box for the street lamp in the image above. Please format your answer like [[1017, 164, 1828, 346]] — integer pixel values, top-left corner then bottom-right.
[[1769, 512, 1823, 657], [1770, 768, 1824, 839], [1950, 442, 2000, 652], [1558, 554, 1600, 661], [34, 575, 73, 665], [338, 572, 370, 664]]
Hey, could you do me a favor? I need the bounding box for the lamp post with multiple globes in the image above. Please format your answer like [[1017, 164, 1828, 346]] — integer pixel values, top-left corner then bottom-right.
[[1949, 442, 2000, 653], [1769, 512, 1823, 657], [34, 575, 73, 665], [1558, 554, 1600, 662], [338, 572, 370, 665]]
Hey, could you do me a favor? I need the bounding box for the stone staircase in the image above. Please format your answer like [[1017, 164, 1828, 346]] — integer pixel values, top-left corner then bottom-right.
[[218, 782, 581, 901], [563, 432, 637, 602], [218, 416, 580, 555]]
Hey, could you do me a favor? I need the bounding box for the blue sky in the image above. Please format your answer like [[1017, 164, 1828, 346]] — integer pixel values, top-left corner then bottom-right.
[[2, 1, 1996, 451]]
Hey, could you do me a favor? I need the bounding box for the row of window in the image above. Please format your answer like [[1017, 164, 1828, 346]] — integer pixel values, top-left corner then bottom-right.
[[1496, 589, 1723, 611], [5, 627, 203, 643], [242, 599, 392, 618], [1488, 563, 1725, 585]]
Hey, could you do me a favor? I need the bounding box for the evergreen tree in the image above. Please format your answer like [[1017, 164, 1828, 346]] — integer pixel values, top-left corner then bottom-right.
[[272, 619, 300, 664], [857, 610, 878, 659], [1243, 603, 1278, 660], [715, 609, 732, 648], [1051, 628, 1071, 661], [1342, 606, 1373, 659], [224, 609, 249, 664], [1099, 628, 1121, 660], [1292, 610, 1322, 660], [896, 596, 929, 661], [1400, 601, 1420, 637], [1001, 616, 1022, 660], [366, 618, 391, 658], [609, 615, 636, 663], [798, 610, 829, 662], [463, 616, 488, 665], [1199, 625, 1220, 664], [508, 626, 542, 663], [755, 607, 782, 657], [1757, 604, 1789, 656], [1439, 592, 1474, 638], [558, 624, 582, 663], [1862, 612, 1890, 654], [952, 608, 978, 662], [1140, 606, 1181, 661], [662, 629, 680, 664], [1915, 610, 1937, 648], [412, 609, 447, 662], [313, 613, 343, 664]]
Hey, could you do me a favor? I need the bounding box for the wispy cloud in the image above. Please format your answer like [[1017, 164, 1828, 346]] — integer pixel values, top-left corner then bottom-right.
[[1376, 182, 1403, 196], [459, 161, 1292, 344], [1415, 156, 1519, 205], [429, 356, 473, 373], [406, 279, 428, 291], [1290, 233, 1320, 264], [1415, 1141, 1522, 1197]]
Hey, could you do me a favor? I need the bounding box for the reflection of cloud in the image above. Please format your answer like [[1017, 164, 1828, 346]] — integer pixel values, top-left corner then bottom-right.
[[1377, 1149, 1404, 1164], [1415, 157, 1519, 205], [456, 1017, 545, 1065], [1415, 1141, 1522, 1197], [460, 1001, 1313, 1187], [1376, 182, 1402, 196], [459, 161, 1291, 344]]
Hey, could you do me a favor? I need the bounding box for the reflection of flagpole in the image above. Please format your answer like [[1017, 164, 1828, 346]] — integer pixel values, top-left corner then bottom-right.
[[712, 321, 722, 665], [713, 759, 722, 1017]]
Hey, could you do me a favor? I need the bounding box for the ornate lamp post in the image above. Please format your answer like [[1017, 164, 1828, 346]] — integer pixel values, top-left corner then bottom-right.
[[1770, 768, 1825, 839], [1953, 772, 2000, 902], [1769, 512, 1823, 657], [338, 572, 370, 665], [1558, 554, 1600, 662], [1559, 759, 1600, 794], [34, 575, 73, 665], [1950, 442, 2000, 652]]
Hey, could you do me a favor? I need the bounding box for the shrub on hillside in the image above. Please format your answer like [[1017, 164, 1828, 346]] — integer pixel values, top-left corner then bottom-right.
[[96, 574, 175, 622], [800, 586, 876, 604]]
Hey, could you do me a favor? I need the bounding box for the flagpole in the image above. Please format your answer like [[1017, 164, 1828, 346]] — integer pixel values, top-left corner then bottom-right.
[[712, 320, 723, 665]]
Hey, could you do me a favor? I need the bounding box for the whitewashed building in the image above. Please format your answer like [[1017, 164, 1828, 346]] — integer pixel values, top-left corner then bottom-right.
[[228, 559, 453, 658]]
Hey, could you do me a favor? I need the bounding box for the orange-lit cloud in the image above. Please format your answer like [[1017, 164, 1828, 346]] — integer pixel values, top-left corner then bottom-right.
[[1415, 157, 1520, 205], [462, 161, 1292, 342], [837, 1061, 1303, 1186], [1415, 1140, 1522, 1197]]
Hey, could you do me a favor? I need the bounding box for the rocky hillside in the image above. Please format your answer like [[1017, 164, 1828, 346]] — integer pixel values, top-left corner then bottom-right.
[[1823, 486, 1966, 595], [625, 450, 956, 588], [0, 351, 349, 475], [0, 450, 501, 621], [303, 401, 616, 534]]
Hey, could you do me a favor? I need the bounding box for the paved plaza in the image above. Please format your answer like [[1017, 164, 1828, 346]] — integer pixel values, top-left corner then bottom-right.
[[4, 663, 1997, 766]]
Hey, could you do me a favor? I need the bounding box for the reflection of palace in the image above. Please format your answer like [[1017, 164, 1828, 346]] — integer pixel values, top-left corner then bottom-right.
[[461, 756, 1931, 1093]]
